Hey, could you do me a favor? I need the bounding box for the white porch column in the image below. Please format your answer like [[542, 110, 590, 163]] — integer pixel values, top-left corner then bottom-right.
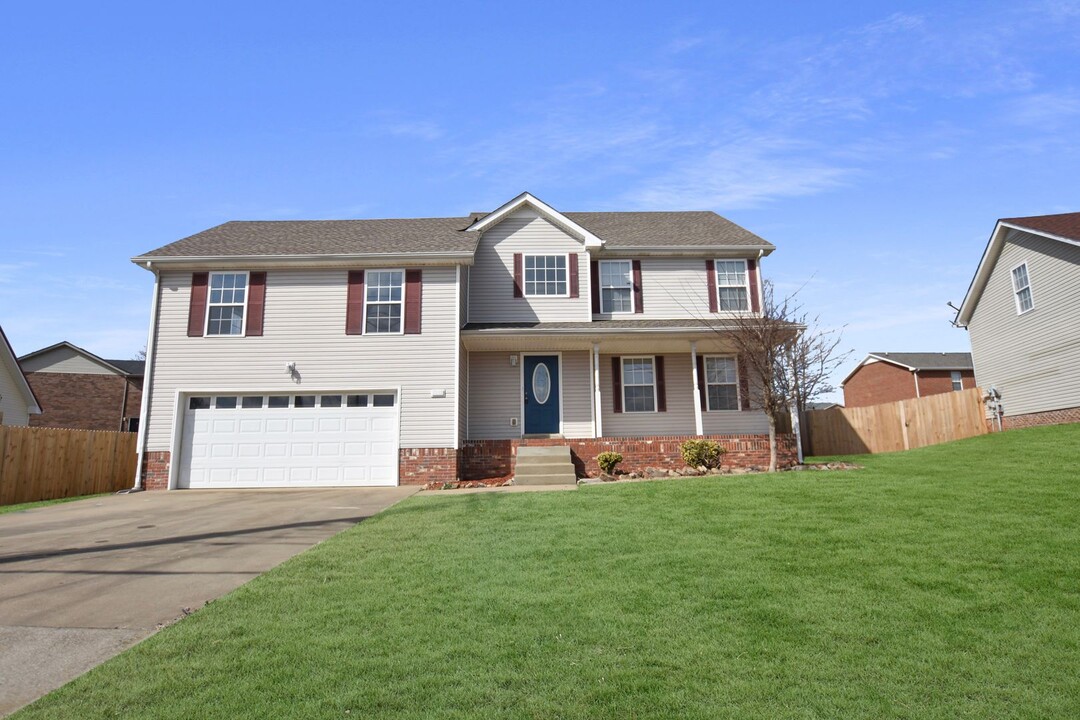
[[592, 343, 603, 438], [690, 341, 704, 436]]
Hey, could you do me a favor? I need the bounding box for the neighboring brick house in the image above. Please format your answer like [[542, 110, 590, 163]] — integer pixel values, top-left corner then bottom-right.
[[0, 324, 41, 426], [19, 342, 143, 432], [955, 212, 1080, 429], [131, 191, 799, 491], [840, 352, 976, 408]]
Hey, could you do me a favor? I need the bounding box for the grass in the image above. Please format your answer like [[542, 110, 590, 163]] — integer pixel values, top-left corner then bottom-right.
[[0, 492, 110, 515], [15, 424, 1080, 718]]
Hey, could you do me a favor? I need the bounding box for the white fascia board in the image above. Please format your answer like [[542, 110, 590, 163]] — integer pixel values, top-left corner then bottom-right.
[[0, 327, 41, 414], [130, 252, 476, 271], [465, 191, 604, 248], [593, 245, 775, 257]]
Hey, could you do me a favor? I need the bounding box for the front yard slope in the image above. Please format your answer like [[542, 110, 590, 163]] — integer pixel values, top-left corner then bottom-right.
[[17, 424, 1080, 719]]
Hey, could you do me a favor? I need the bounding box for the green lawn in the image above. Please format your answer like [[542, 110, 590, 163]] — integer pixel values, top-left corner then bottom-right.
[[16, 425, 1080, 719], [0, 493, 110, 515]]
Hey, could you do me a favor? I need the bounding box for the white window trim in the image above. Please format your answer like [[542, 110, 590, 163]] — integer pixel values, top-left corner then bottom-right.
[[621, 355, 658, 414], [363, 268, 406, 335], [1010, 261, 1034, 316], [598, 259, 635, 314], [714, 258, 751, 313], [950, 371, 963, 392], [204, 271, 250, 337], [523, 253, 571, 298], [703, 354, 741, 411]]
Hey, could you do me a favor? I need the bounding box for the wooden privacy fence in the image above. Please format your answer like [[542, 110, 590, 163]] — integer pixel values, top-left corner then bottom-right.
[[804, 387, 989, 456], [0, 425, 137, 506]]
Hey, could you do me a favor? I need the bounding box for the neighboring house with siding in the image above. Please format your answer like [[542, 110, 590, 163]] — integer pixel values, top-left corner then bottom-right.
[[840, 352, 976, 408], [133, 192, 794, 491], [18, 342, 143, 431], [956, 212, 1080, 428], [0, 325, 41, 426]]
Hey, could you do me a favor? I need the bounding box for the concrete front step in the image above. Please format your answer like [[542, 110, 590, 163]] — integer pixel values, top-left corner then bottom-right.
[[514, 445, 577, 486]]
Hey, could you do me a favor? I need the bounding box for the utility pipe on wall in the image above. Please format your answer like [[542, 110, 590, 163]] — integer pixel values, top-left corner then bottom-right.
[[131, 264, 161, 491]]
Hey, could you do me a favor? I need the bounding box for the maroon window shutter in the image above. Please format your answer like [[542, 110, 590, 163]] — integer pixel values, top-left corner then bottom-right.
[[655, 356, 666, 412], [187, 272, 208, 337], [404, 269, 422, 334], [697, 355, 708, 412], [705, 260, 718, 312], [346, 270, 365, 335], [747, 258, 760, 312], [513, 253, 523, 298], [632, 260, 643, 314], [590, 261, 601, 313], [611, 357, 623, 413], [245, 272, 266, 337], [569, 254, 579, 298], [738, 355, 751, 410]]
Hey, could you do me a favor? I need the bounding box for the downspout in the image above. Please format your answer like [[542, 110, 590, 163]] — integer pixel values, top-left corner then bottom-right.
[[119, 376, 129, 432], [913, 370, 921, 398], [130, 263, 161, 491]]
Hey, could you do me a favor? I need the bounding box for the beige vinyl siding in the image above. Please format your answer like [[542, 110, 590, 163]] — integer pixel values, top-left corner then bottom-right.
[[20, 347, 117, 375], [0, 363, 31, 426], [459, 265, 470, 327], [468, 208, 588, 323], [593, 257, 714, 320], [145, 267, 458, 451], [702, 408, 769, 434], [466, 350, 593, 439], [967, 229, 1080, 416]]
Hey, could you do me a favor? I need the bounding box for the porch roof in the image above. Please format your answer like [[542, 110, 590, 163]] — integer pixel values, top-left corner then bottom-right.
[[461, 319, 743, 353], [463, 319, 741, 333]]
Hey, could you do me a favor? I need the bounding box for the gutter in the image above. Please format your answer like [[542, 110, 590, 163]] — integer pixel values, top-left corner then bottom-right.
[[130, 264, 161, 491], [129, 250, 477, 268]]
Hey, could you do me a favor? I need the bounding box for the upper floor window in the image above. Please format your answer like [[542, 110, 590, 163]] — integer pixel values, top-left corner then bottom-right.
[[1011, 262, 1033, 314], [365, 270, 404, 334], [599, 260, 633, 313], [951, 371, 963, 391], [715, 260, 750, 311], [206, 272, 248, 335], [622, 357, 657, 413], [705, 356, 740, 410], [524, 255, 568, 296]]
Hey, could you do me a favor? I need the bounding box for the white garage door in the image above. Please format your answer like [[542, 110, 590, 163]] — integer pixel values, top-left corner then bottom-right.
[[178, 392, 399, 488]]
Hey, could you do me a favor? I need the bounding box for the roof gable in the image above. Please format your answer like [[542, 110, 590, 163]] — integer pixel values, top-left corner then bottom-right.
[[0, 325, 41, 416], [466, 192, 604, 248], [18, 341, 143, 377], [958, 212, 1080, 326], [840, 352, 973, 387]]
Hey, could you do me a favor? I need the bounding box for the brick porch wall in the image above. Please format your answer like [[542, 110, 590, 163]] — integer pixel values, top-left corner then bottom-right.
[[399, 447, 458, 485], [1003, 406, 1080, 430], [142, 450, 171, 490], [459, 434, 799, 481]]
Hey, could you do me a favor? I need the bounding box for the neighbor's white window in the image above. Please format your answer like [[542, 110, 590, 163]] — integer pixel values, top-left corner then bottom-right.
[[705, 356, 740, 410], [524, 254, 568, 296], [600, 260, 633, 313], [206, 272, 248, 336], [1011, 262, 1033, 314], [365, 270, 404, 334], [715, 259, 750, 311], [951, 371, 963, 391], [622, 357, 657, 413]]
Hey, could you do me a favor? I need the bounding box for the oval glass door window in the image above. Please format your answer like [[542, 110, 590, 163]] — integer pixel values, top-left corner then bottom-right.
[[532, 363, 552, 404]]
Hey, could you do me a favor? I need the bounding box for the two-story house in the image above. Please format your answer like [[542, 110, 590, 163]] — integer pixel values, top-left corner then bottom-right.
[[956, 211, 1080, 429], [132, 192, 795, 490]]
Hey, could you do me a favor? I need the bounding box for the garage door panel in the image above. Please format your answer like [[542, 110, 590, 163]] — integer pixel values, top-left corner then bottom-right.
[[179, 396, 400, 488]]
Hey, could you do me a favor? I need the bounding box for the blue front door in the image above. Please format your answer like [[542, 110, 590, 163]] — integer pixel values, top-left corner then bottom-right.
[[523, 355, 560, 434]]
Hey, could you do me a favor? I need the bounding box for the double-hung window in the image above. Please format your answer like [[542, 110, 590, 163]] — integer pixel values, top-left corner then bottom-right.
[[206, 272, 248, 336], [1011, 263, 1033, 314], [951, 371, 963, 391], [705, 356, 740, 410], [599, 260, 633, 313], [524, 255, 567, 296], [715, 260, 750, 311], [365, 270, 404, 334], [622, 357, 656, 413]]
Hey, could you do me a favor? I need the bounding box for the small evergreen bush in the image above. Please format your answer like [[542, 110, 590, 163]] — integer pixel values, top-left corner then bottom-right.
[[679, 439, 726, 469], [596, 451, 624, 475]]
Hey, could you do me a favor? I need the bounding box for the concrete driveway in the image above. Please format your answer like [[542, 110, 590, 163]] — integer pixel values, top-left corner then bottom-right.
[[0, 487, 418, 716]]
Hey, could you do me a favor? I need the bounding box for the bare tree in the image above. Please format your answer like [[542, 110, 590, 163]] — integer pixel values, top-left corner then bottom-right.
[[723, 280, 850, 470], [134, 346, 147, 361]]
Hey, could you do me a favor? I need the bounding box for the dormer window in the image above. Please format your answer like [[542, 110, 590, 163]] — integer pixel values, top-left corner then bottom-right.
[[524, 255, 568, 296]]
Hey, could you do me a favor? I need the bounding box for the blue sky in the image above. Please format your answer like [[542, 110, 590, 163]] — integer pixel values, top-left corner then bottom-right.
[[2, 1, 1078, 397]]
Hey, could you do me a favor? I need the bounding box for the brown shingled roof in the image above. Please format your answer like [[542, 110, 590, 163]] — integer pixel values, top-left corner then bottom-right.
[[1001, 211, 1080, 242]]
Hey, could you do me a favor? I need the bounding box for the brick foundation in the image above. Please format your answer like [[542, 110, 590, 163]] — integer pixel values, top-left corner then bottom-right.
[[142, 451, 171, 490], [1003, 406, 1080, 430], [459, 434, 798, 481], [399, 447, 458, 485]]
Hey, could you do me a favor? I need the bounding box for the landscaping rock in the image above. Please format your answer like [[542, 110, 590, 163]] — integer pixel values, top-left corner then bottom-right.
[[681, 466, 704, 476], [645, 467, 669, 479], [599, 472, 619, 482]]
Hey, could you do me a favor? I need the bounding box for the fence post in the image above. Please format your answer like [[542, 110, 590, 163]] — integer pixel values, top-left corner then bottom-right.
[[899, 401, 910, 450]]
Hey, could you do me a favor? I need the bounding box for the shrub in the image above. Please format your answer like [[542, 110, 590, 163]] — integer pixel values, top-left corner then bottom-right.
[[680, 439, 726, 469], [596, 451, 624, 475]]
